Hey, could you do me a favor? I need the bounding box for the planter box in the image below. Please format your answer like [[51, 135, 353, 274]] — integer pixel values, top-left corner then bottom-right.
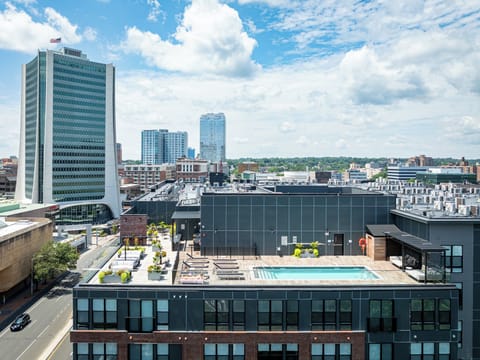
[[148, 272, 163, 280], [101, 274, 122, 283]]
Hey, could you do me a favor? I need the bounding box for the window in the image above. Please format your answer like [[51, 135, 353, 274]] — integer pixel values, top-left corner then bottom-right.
[[157, 300, 169, 330], [205, 300, 229, 330], [232, 300, 245, 330], [128, 300, 154, 332], [443, 245, 463, 273], [369, 300, 395, 332], [129, 344, 153, 360], [369, 344, 392, 360], [438, 299, 451, 330], [410, 343, 450, 360], [259, 344, 297, 360], [204, 344, 244, 360], [312, 300, 337, 330], [339, 300, 352, 330], [411, 299, 435, 331], [76, 299, 89, 329], [92, 299, 117, 329], [286, 300, 299, 330], [92, 343, 117, 360], [312, 343, 351, 360], [77, 343, 89, 360], [258, 300, 283, 331]]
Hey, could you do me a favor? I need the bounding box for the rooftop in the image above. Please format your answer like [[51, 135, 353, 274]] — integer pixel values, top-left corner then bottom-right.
[[86, 235, 435, 288]]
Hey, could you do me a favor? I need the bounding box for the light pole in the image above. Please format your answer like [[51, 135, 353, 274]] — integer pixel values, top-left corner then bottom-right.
[[324, 230, 330, 255], [30, 257, 35, 296], [348, 239, 352, 255]]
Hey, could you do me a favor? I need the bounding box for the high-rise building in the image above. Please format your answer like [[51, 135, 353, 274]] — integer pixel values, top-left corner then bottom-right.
[[199, 113, 226, 163], [164, 131, 188, 164], [187, 147, 195, 159], [141, 129, 163, 165], [15, 48, 120, 224], [141, 130, 187, 165]]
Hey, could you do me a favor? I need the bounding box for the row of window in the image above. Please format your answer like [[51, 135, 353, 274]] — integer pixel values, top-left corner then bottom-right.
[[53, 89, 106, 101], [53, 145, 105, 151], [76, 298, 451, 332], [54, 80, 106, 95], [74, 342, 453, 360], [54, 74, 106, 88], [53, 104, 106, 115], [53, 160, 105, 165]]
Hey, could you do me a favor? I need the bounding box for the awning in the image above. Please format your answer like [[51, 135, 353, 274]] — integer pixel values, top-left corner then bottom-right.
[[366, 224, 445, 252], [171, 211, 200, 220]]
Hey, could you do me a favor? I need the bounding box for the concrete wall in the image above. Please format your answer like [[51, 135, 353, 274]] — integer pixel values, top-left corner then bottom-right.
[[0, 217, 52, 293]]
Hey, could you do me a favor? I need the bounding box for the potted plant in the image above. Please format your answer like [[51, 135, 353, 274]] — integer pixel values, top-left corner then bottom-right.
[[147, 264, 164, 280]]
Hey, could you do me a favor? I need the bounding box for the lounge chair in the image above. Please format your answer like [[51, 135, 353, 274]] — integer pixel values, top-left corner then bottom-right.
[[217, 273, 245, 280], [389, 256, 403, 268], [186, 253, 208, 260], [183, 261, 209, 269], [214, 263, 239, 270]]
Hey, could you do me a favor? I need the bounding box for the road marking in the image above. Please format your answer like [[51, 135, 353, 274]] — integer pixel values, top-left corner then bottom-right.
[[38, 324, 49, 337], [30, 297, 45, 311], [15, 336, 36, 360]]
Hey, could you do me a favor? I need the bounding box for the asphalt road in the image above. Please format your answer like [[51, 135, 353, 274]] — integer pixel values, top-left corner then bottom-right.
[[0, 279, 73, 360], [0, 236, 120, 360]]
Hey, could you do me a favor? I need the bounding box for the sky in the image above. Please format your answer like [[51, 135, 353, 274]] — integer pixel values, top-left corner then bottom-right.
[[0, 0, 479, 161]]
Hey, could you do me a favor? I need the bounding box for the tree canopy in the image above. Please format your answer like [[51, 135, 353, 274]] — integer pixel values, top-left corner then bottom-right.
[[33, 241, 79, 281]]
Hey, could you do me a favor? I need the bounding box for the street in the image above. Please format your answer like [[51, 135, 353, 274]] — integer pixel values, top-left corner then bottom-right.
[[0, 235, 119, 360]]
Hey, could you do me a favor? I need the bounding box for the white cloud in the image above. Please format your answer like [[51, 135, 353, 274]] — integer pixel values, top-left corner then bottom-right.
[[147, 0, 164, 22], [279, 121, 295, 133], [0, 3, 83, 54], [120, 0, 260, 77], [83, 26, 97, 41]]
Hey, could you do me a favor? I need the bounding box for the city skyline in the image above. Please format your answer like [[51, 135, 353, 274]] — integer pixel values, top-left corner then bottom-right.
[[0, 1, 479, 160]]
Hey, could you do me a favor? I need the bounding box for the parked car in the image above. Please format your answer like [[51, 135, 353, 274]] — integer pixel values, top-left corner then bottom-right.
[[10, 313, 31, 331]]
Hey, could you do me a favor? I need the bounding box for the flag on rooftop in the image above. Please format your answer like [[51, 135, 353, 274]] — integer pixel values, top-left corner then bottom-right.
[[50, 37, 61, 43]]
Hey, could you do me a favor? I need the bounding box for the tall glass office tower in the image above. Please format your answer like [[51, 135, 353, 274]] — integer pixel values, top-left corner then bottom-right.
[[199, 113, 226, 163], [15, 48, 120, 223]]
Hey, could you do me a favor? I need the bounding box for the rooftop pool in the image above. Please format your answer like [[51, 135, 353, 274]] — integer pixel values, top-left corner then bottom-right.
[[253, 266, 379, 280]]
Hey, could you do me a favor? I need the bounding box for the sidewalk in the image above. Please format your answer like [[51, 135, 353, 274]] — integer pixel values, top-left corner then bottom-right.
[[0, 235, 118, 331]]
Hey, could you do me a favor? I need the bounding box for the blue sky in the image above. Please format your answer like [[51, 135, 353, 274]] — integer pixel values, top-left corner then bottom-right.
[[0, 0, 479, 160]]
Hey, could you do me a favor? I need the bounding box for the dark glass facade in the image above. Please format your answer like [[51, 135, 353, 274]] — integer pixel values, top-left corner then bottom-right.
[[200, 191, 396, 256]]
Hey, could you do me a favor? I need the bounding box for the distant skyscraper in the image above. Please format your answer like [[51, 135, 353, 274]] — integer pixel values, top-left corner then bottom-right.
[[141, 130, 162, 165], [164, 131, 188, 164], [15, 48, 120, 223], [199, 113, 226, 163], [141, 129, 187, 164], [188, 147, 196, 159]]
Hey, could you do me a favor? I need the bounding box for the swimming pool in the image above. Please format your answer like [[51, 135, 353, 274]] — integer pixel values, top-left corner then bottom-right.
[[253, 266, 379, 280]]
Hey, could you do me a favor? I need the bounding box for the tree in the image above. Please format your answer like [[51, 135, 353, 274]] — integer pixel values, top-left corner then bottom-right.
[[33, 241, 79, 282]]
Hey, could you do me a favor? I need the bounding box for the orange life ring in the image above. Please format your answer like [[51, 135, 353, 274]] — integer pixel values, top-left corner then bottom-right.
[[358, 238, 366, 247]]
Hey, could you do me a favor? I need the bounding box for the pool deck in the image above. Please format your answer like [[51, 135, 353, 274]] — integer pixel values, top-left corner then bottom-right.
[[185, 253, 420, 286], [86, 236, 424, 287]]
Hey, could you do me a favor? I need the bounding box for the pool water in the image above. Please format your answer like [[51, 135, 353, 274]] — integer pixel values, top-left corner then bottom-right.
[[253, 266, 379, 280]]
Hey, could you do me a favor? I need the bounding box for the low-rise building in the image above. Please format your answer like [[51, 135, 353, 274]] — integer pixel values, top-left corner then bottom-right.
[[0, 217, 53, 301]]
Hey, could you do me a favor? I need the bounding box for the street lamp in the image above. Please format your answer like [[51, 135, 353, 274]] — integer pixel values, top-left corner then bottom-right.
[[324, 230, 330, 255]]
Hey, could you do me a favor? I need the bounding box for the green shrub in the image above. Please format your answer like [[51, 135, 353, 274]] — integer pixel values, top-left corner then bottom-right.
[[313, 249, 319, 257], [121, 272, 130, 283], [98, 271, 105, 283], [293, 248, 302, 257]]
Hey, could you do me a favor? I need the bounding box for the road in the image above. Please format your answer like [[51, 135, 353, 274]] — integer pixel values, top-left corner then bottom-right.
[[0, 236, 119, 360], [0, 277, 74, 360]]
